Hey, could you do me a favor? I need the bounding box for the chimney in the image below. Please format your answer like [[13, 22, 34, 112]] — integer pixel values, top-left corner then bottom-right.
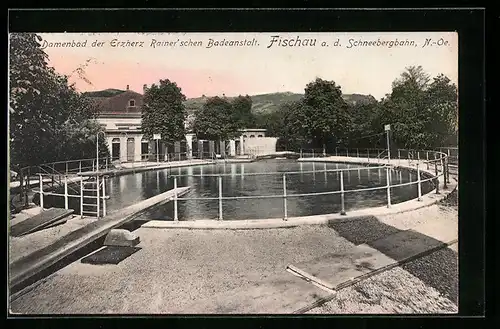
[[143, 84, 147, 93], [126, 85, 129, 90]]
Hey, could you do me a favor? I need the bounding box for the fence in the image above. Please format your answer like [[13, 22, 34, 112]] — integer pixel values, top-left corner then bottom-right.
[[167, 148, 451, 221]]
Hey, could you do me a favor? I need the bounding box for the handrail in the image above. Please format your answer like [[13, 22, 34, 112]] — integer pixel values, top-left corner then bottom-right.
[[167, 148, 451, 220]]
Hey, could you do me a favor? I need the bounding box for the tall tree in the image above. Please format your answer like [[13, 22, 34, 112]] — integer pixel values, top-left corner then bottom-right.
[[192, 96, 242, 142], [9, 33, 107, 171], [302, 78, 352, 148], [231, 95, 256, 128], [141, 79, 187, 145]]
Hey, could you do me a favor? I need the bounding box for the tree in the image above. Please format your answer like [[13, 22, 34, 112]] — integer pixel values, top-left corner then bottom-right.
[[231, 95, 256, 128], [381, 66, 458, 149], [192, 96, 242, 142], [302, 78, 352, 148], [9, 33, 108, 171], [141, 79, 187, 146]]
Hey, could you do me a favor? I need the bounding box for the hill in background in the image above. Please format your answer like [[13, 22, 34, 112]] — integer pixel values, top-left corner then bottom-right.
[[85, 90, 377, 115]]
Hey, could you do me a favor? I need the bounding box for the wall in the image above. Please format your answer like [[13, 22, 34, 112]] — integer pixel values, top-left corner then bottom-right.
[[244, 137, 277, 156]]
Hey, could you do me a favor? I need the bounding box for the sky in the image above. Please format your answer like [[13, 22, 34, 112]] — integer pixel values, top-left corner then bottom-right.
[[34, 32, 458, 100]]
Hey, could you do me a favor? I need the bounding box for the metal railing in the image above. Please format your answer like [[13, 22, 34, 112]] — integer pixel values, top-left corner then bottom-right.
[[32, 173, 109, 218], [168, 148, 451, 221]]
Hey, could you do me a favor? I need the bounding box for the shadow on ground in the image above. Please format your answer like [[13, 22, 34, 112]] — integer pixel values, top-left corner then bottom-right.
[[327, 216, 458, 304]]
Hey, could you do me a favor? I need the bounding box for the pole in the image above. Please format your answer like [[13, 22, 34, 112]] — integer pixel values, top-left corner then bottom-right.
[[96, 174, 100, 219], [283, 174, 288, 221], [156, 139, 159, 165], [173, 176, 178, 221], [435, 162, 440, 194], [367, 149, 369, 162], [417, 164, 422, 201], [356, 148, 359, 158], [64, 176, 68, 209], [80, 177, 84, 218], [218, 175, 223, 220], [386, 129, 391, 164], [96, 134, 99, 173], [39, 174, 44, 210], [102, 176, 106, 217], [340, 170, 346, 215], [386, 168, 391, 207], [441, 158, 447, 189]]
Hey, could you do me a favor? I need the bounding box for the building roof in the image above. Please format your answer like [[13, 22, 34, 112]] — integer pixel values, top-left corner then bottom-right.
[[92, 90, 144, 115]]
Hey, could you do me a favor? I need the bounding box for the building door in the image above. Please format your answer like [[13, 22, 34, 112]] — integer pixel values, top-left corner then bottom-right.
[[127, 138, 135, 162], [112, 138, 120, 161]]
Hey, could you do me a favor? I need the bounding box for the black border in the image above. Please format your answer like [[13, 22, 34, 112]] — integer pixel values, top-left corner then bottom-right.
[[6, 7, 486, 325]]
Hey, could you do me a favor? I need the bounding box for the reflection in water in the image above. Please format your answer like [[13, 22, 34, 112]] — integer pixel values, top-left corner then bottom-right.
[[98, 160, 433, 221]]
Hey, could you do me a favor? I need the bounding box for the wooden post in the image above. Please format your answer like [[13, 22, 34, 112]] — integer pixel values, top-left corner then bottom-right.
[[39, 174, 44, 210], [218, 175, 223, 220], [386, 168, 391, 208], [79, 161, 82, 173], [64, 176, 68, 209], [174, 176, 178, 221], [283, 174, 288, 221], [340, 171, 346, 215]]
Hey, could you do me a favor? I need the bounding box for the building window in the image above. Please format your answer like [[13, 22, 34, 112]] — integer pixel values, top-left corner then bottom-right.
[[129, 99, 136, 107]]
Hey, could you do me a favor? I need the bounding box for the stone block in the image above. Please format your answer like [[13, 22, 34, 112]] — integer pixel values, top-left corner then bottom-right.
[[104, 229, 140, 247]]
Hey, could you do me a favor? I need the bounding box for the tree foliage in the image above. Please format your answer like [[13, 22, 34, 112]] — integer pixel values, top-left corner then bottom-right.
[[141, 79, 187, 144], [231, 95, 256, 128], [9, 33, 108, 171], [192, 96, 242, 141]]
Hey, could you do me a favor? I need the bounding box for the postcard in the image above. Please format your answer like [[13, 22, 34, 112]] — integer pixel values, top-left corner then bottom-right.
[[9, 31, 458, 315]]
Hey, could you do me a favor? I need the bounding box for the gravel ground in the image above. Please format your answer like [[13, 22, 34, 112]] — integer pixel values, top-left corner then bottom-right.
[[10, 225, 355, 314], [10, 202, 458, 314], [306, 262, 458, 314]]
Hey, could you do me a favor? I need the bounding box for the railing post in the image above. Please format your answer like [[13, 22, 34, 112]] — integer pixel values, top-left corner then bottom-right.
[[300, 149, 303, 158], [102, 176, 106, 217], [441, 158, 448, 189], [25, 168, 30, 207], [446, 156, 450, 183], [173, 176, 178, 221], [80, 177, 84, 218], [367, 149, 369, 162], [435, 162, 440, 194], [283, 174, 288, 221], [312, 149, 315, 158], [417, 151, 420, 161], [39, 174, 44, 210], [96, 174, 100, 219], [335, 147, 338, 157], [64, 176, 68, 209], [346, 149, 349, 157], [417, 164, 422, 201], [356, 148, 359, 158], [386, 168, 391, 208], [79, 161, 82, 173], [65, 162, 68, 174], [218, 175, 223, 220], [340, 170, 346, 215]]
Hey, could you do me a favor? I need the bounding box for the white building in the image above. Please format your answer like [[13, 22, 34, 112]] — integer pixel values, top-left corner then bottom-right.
[[93, 86, 276, 161]]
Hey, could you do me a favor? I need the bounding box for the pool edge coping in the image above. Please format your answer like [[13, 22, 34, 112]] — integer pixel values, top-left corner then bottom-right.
[[141, 157, 457, 230]]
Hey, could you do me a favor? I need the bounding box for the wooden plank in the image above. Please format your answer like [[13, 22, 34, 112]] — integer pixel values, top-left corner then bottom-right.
[[10, 208, 74, 237], [9, 187, 190, 289]]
